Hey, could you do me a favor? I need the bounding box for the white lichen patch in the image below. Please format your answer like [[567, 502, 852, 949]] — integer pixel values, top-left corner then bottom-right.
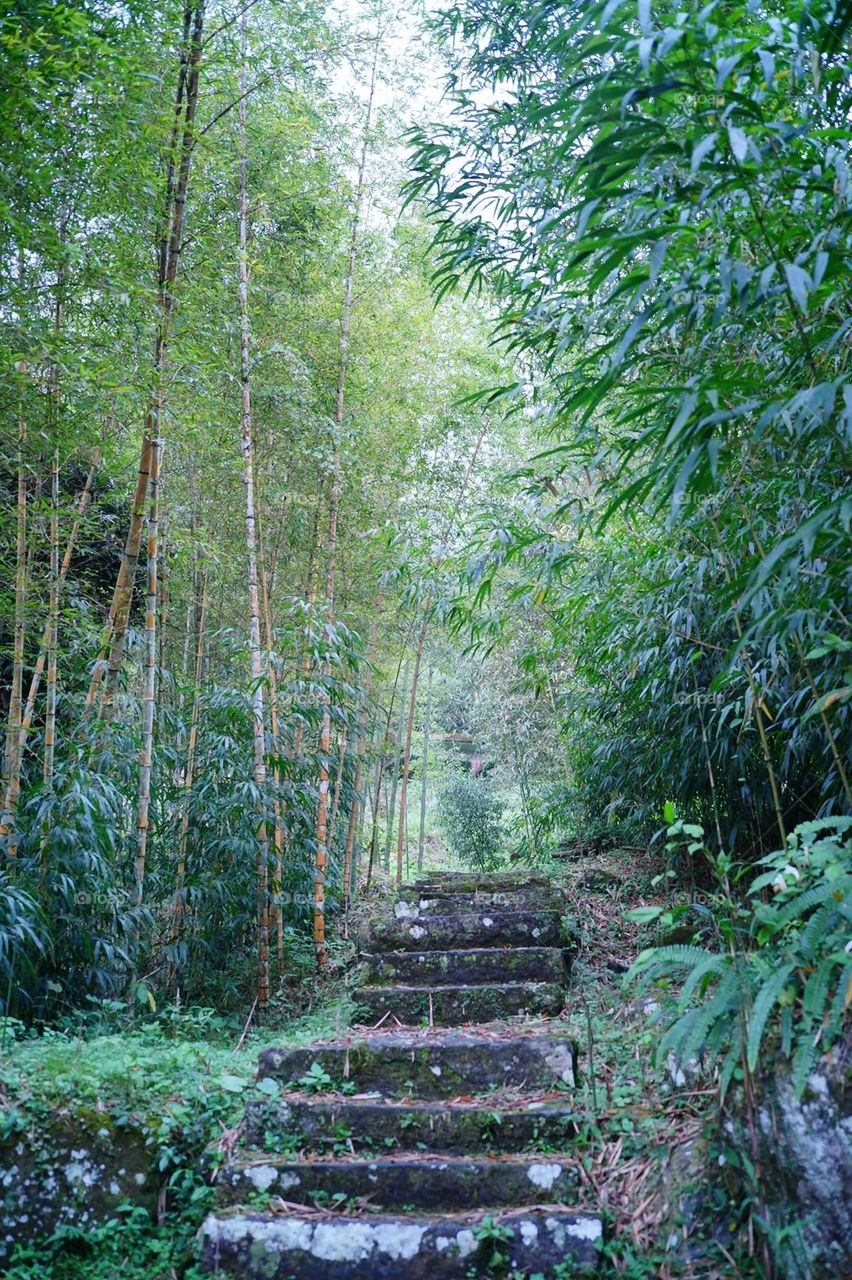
[[409, 925, 426, 940], [566, 1216, 603, 1242], [527, 1162, 563, 1190], [454, 1229, 476, 1258], [372, 1223, 427, 1260], [395, 901, 419, 920], [243, 1164, 280, 1192], [519, 1220, 539, 1246]]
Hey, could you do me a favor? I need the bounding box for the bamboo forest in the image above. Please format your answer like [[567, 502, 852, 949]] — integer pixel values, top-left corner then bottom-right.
[[0, 0, 849, 1277]]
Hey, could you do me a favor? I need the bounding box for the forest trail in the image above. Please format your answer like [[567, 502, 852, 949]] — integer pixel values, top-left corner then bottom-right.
[[200, 872, 603, 1277]]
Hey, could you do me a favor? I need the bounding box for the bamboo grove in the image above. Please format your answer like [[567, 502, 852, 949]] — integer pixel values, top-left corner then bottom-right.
[[0, 0, 506, 1017]]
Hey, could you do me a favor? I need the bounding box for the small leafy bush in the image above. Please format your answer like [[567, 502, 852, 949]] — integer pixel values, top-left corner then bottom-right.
[[436, 773, 505, 870], [628, 816, 852, 1097]]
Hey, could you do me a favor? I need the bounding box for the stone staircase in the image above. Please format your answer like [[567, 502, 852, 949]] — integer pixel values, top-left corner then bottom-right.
[[200, 872, 602, 1277]]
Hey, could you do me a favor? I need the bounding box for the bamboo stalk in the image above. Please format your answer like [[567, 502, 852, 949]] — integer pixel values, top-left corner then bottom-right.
[[89, 3, 205, 720], [43, 450, 60, 785], [396, 619, 427, 886], [1, 376, 28, 855], [168, 541, 209, 980], [342, 597, 382, 919], [314, 25, 381, 967], [132, 430, 162, 940], [257, 503, 285, 970], [417, 656, 433, 873], [238, 6, 269, 1010]]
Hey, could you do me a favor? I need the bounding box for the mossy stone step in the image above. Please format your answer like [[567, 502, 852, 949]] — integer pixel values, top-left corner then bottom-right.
[[367, 909, 564, 952], [395, 888, 563, 917], [361, 945, 568, 987], [258, 1031, 578, 1099], [353, 981, 565, 1027], [409, 872, 554, 893], [217, 1152, 580, 1212], [243, 1093, 578, 1155], [201, 1206, 602, 1278]]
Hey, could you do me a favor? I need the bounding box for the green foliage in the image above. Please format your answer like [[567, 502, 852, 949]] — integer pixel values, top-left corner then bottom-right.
[[409, 0, 852, 857], [436, 772, 505, 870], [629, 817, 852, 1098]]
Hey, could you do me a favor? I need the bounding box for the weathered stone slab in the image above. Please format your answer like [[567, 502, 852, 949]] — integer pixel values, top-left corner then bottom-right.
[[353, 981, 565, 1027], [0, 1113, 157, 1262], [361, 946, 568, 987], [367, 910, 564, 953], [243, 1094, 578, 1154], [200, 1206, 603, 1277], [217, 1152, 580, 1211], [258, 1032, 578, 1098]]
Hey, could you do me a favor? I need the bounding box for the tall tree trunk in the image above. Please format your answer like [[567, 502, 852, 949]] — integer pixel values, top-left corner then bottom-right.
[[396, 619, 427, 886], [43, 451, 60, 785], [314, 28, 381, 967], [87, 2, 205, 720], [132, 433, 162, 944], [417, 656, 433, 873], [238, 7, 269, 1010]]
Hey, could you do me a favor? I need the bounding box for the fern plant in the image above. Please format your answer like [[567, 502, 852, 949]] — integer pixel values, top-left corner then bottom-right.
[[628, 815, 852, 1098]]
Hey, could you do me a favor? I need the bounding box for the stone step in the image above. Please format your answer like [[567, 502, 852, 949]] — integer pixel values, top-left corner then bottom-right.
[[395, 889, 562, 918], [243, 1093, 578, 1155], [361, 945, 568, 987], [258, 1032, 578, 1098], [409, 872, 554, 893], [354, 982, 565, 1027], [367, 909, 564, 953], [201, 1206, 602, 1277], [217, 1152, 580, 1212]]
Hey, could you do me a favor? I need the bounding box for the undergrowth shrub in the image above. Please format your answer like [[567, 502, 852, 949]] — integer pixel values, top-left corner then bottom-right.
[[436, 772, 505, 870]]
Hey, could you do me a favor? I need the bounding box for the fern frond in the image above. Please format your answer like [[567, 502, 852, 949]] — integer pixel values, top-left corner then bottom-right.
[[774, 875, 852, 930], [679, 953, 730, 1006], [746, 963, 796, 1071]]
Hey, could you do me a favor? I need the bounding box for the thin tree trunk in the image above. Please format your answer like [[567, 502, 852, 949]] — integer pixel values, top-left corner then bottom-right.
[[88, 2, 205, 720], [396, 620, 427, 886], [19, 446, 101, 751], [417, 656, 433, 873], [168, 544, 209, 983], [383, 661, 410, 871], [43, 451, 60, 785], [132, 431, 162, 943], [1, 381, 28, 854], [257, 504, 285, 970], [327, 729, 348, 850], [342, 597, 382, 920], [156, 517, 170, 734], [314, 28, 381, 967], [238, 7, 269, 1010]]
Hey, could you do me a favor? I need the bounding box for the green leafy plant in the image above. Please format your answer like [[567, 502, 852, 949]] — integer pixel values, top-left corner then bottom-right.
[[296, 1062, 335, 1094], [629, 816, 852, 1097]]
